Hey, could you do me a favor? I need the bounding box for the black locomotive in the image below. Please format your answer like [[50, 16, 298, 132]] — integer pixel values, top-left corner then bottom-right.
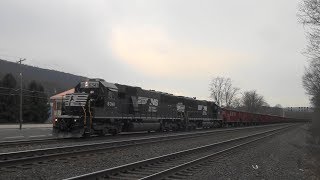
[[53, 78, 221, 137]]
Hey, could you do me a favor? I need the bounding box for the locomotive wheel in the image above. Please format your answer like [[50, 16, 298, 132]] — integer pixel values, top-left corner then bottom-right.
[[109, 129, 118, 136], [83, 133, 91, 138], [99, 128, 109, 136]]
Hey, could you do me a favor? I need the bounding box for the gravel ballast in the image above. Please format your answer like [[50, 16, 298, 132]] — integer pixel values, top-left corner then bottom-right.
[[0, 124, 289, 180], [188, 124, 314, 180]]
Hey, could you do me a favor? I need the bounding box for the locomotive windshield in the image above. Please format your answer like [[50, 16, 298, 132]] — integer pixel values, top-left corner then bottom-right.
[[77, 81, 100, 94], [80, 81, 99, 89]]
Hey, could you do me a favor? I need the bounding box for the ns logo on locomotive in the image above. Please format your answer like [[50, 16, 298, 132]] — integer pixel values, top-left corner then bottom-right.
[[53, 78, 299, 137]]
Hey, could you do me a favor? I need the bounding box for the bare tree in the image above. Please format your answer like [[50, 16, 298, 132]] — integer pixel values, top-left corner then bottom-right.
[[299, 0, 320, 107], [209, 77, 240, 107], [223, 80, 240, 107], [272, 104, 284, 116], [230, 97, 241, 108], [298, 0, 320, 60], [241, 90, 268, 113], [209, 77, 224, 106], [274, 104, 283, 108], [299, 0, 320, 150], [303, 60, 320, 107]]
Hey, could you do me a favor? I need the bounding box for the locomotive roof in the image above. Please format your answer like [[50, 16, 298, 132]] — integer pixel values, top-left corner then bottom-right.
[[100, 81, 118, 91], [88, 78, 105, 82], [95, 80, 218, 105]]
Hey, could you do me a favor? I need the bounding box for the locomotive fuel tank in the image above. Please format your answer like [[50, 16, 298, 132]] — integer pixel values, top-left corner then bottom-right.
[[127, 122, 161, 132], [201, 121, 215, 128]]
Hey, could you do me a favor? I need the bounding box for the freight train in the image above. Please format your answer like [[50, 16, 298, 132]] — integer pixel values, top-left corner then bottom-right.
[[53, 78, 300, 137]]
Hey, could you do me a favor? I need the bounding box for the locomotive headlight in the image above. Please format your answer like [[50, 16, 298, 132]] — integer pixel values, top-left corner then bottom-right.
[[85, 81, 89, 88], [55, 118, 58, 122], [74, 119, 77, 122]]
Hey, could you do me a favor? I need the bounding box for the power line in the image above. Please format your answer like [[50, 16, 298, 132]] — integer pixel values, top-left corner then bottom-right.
[[0, 86, 48, 94], [0, 92, 49, 99], [0, 90, 47, 97]]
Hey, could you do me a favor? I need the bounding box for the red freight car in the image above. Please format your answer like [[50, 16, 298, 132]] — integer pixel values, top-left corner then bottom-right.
[[221, 108, 286, 126]]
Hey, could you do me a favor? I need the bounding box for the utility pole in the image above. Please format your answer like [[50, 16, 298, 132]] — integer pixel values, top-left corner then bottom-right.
[[17, 58, 26, 130]]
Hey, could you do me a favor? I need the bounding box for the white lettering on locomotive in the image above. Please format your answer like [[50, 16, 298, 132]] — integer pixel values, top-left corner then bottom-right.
[[176, 102, 185, 112], [198, 105, 207, 111], [137, 97, 148, 105], [150, 98, 159, 106], [198, 105, 207, 115], [148, 106, 157, 112], [137, 97, 158, 107]]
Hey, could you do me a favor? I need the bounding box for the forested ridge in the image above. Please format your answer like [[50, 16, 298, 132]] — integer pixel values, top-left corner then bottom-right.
[[0, 59, 87, 123], [0, 59, 87, 95]]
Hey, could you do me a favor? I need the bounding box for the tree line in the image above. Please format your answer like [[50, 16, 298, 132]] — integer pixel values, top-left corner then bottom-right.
[[299, 0, 320, 108], [209, 76, 283, 115], [298, 0, 320, 146], [0, 73, 49, 123]]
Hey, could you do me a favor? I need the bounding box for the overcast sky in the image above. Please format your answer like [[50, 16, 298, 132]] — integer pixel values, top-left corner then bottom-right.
[[0, 0, 310, 107]]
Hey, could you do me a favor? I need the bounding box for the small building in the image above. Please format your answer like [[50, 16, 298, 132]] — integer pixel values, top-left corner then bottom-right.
[[284, 106, 313, 120], [50, 88, 75, 123], [285, 107, 314, 112]]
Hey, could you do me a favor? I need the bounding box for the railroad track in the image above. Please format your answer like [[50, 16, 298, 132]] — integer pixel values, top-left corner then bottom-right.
[[0, 128, 224, 149], [0, 123, 286, 149], [64, 124, 295, 180], [0, 124, 289, 169], [0, 138, 64, 148], [0, 130, 184, 149], [0, 129, 173, 149]]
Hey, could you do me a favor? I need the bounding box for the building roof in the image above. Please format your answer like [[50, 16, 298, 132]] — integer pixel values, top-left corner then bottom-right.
[[50, 88, 75, 100]]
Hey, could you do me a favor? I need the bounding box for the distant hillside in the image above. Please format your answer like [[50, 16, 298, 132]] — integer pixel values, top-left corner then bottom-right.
[[0, 59, 87, 96]]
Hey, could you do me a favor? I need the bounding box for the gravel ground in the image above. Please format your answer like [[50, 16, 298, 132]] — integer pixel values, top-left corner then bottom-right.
[[0, 124, 288, 180], [188, 124, 316, 180]]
